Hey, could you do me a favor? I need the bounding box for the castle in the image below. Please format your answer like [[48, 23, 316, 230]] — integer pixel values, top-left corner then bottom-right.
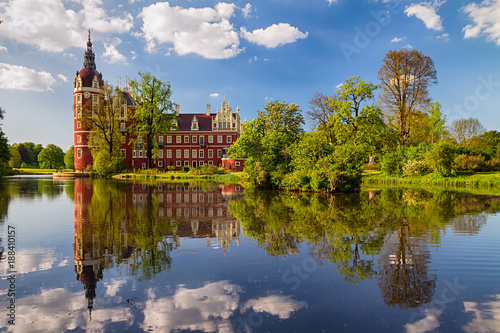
[[73, 33, 243, 171]]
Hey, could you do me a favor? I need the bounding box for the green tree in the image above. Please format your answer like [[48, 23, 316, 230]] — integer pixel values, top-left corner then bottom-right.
[[86, 83, 125, 174], [229, 100, 304, 188], [65, 146, 75, 170], [129, 72, 176, 169], [8, 145, 22, 168], [38, 144, 65, 169], [0, 131, 10, 175], [427, 101, 446, 143], [378, 49, 438, 146]]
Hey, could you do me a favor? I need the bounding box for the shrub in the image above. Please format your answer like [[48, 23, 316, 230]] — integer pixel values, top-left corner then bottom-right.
[[403, 159, 432, 176], [430, 141, 457, 177], [488, 158, 500, 171], [380, 149, 405, 175], [454, 154, 488, 172]]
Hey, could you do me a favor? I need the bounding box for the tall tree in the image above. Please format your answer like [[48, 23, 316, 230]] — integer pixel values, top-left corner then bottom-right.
[[129, 72, 176, 169], [65, 145, 75, 170], [8, 145, 21, 168], [448, 117, 486, 146], [86, 83, 125, 174], [306, 92, 336, 141], [38, 144, 65, 169], [427, 101, 446, 144], [0, 131, 10, 175], [378, 49, 438, 146]]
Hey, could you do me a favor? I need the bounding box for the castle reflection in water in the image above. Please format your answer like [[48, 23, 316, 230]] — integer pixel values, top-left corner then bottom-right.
[[72, 179, 243, 316]]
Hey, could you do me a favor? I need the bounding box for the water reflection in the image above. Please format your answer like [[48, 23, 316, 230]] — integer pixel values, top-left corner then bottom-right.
[[73, 179, 244, 317]]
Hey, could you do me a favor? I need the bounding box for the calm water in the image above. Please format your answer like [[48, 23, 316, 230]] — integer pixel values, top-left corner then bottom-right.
[[0, 177, 499, 333]]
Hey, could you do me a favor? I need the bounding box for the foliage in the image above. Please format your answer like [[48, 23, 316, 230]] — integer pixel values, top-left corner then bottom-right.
[[65, 146, 75, 170], [37, 144, 65, 169], [129, 72, 176, 169], [430, 141, 457, 177], [8, 145, 22, 168], [380, 147, 406, 176], [402, 159, 432, 176], [427, 102, 446, 143], [0, 131, 10, 175], [378, 49, 438, 146]]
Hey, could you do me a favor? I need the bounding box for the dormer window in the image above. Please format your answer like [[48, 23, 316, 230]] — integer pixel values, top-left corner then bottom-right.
[[191, 116, 199, 131]]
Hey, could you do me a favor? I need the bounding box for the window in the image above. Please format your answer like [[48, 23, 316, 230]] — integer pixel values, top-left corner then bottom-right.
[[184, 136, 189, 143], [176, 136, 181, 143], [142, 163, 146, 169], [199, 137, 204, 145], [167, 136, 172, 143], [139, 151, 143, 158], [192, 136, 197, 143], [184, 150, 189, 158], [176, 150, 181, 158], [218, 149, 223, 158], [77, 149, 82, 158], [235, 161, 240, 167], [158, 161, 164, 167], [184, 161, 189, 166], [167, 150, 172, 158], [199, 161, 204, 166], [219, 122, 222, 128], [93, 96, 98, 103], [120, 123, 126, 130], [208, 136, 213, 143], [208, 161, 213, 165], [176, 161, 181, 167], [208, 150, 213, 158], [121, 149, 126, 158], [121, 136, 125, 144], [192, 150, 197, 158], [159, 150, 163, 158], [77, 135, 81, 143], [199, 150, 204, 158], [77, 121, 82, 129], [227, 136, 232, 143], [133, 151, 136, 158], [93, 82, 98, 88], [159, 136, 163, 143], [77, 94, 82, 103], [217, 136, 222, 143]]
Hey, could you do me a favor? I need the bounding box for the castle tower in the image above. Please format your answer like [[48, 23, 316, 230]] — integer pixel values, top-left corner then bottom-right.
[[73, 31, 104, 170]]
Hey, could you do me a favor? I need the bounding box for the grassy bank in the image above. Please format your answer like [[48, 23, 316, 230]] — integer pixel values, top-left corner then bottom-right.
[[363, 170, 500, 188], [12, 168, 72, 175], [114, 171, 247, 184]]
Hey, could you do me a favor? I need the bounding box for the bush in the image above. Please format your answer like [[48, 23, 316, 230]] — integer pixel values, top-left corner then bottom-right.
[[488, 158, 500, 171], [430, 141, 457, 177], [403, 159, 432, 176], [380, 149, 405, 175], [454, 154, 488, 172]]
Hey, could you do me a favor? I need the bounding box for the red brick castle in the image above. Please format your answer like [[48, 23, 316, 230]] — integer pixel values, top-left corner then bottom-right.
[[73, 33, 244, 171]]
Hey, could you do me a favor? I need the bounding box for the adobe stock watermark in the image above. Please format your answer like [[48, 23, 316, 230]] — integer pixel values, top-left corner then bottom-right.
[[404, 277, 467, 333], [446, 74, 500, 122], [282, 257, 318, 291], [5, 225, 17, 326], [339, 1, 404, 64]]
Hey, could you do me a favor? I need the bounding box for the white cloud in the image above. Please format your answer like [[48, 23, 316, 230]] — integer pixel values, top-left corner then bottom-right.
[[0, 0, 133, 53], [138, 2, 242, 59], [210, 93, 220, 98], [57, 74, 68, 82], [404, 3, 444, 31], [462, 0, 500, 45], [391, 36, 406, 43], [242, 3, 253, 18], [437, 32, 450, 40], [327, 0, 339, 5], [102, 44, 128, 64], [240, 23, 308, 48], [242, 295, 307, 319], [0, 63, 57, 92], [0, 45, 7, 52]]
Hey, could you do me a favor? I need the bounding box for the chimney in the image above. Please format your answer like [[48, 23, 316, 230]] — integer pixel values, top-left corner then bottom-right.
[[175, 104, 180, 116], [206, 104, 211, 116]]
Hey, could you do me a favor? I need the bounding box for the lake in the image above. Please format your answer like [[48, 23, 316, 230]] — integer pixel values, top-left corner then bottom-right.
[[0, 177, 499, 332]]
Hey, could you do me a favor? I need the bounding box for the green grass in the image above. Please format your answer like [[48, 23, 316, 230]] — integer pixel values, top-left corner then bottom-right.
[[14, 168, 73, 175], [363, 170, 500, 188], [113, 171, 247, 184]]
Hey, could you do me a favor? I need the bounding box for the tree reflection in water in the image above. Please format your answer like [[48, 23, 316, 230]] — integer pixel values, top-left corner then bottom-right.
[[228, 187, 500, 310]]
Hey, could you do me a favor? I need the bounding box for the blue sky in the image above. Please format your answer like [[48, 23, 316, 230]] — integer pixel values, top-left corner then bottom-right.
[[1, 0, 499, 151]]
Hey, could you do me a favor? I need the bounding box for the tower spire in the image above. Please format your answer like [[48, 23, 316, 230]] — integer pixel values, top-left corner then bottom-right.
[[83, 30, 96, 70]]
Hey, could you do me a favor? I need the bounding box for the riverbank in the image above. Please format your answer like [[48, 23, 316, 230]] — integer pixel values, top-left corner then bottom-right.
[[113, 171, 248, 184], [363, 170, 500, 188]]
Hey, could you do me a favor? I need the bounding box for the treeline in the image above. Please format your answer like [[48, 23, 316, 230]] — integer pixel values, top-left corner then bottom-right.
[[6, 141, 75, 171], [229, 49, 498, 191]]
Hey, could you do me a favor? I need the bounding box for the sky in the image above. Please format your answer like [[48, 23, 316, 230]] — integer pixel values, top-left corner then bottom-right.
[[0, 0, 499, 151]]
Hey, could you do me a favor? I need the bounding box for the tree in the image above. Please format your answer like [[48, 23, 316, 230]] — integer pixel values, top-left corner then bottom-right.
[[448, 117, 485, 146], [427, 102, 446, 144], [38, 144, 65, 169], [129, 72, 176, 169], [0, 132, 10, 174], [378, 49, 438, 146], [8, 145, 22, 168], [306, 92, 336, 142], [86, 83, 125, 174], [65, 145, 75, 170]]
